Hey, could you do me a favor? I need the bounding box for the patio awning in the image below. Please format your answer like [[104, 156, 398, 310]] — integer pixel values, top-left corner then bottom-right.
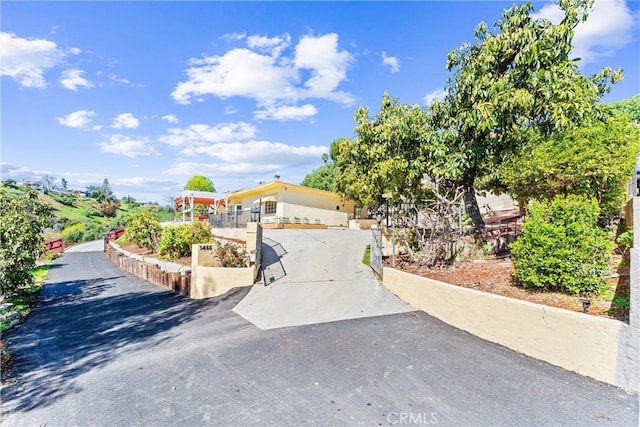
[[253, 195, 277, 204]]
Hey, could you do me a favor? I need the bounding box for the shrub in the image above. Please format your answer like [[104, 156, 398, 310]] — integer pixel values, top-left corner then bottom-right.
[[83, 222, 105, 241], [0, 189, 53, 295], [61, 223, 84, 242], [510, 195, 614, 294], [123, 209, 162, 252], [158, 221, 213, 259], [214, 241, 247, 267]]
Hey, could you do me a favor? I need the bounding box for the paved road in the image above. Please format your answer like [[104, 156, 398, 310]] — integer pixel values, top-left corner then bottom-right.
[[1, 241, 638, 426], [234, 229, 411, 329]]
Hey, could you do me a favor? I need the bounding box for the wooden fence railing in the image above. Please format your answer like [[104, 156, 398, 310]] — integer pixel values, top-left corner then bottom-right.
[[104, 242, 191, 296], [43, 237, 64, 253]]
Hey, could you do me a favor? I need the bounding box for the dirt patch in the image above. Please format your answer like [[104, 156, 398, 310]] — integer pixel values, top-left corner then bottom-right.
[[386, 255, 630, 323]]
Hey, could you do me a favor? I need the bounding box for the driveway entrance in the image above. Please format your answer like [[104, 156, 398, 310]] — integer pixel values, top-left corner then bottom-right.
[[232, 229, 411, 329]]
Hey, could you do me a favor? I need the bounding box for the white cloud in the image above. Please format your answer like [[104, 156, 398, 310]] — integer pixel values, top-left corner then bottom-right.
[[382, 52, 400, 73], [108, 72, 144, 87], [164, 161, 283, 177], [293, 33, 353, 103], [98, 134, 159, 158], [69, 47, 81, 55], [254, 103, 318, 121], [162, 114, 179, 124], [247, 33, 291, 57], [57, 110, 97, 128], [221, 32, 246, 42], [159, 122, 257, 147], [531, 0, 636, 64], [171, 32, 354, 112], [0, 32, 64, 88], [179, 140, 326, 166], [171, 48, 298, 104], [112, 113, 140, 129], [60, 69, 94, 91], [423, 88, 447, 106]]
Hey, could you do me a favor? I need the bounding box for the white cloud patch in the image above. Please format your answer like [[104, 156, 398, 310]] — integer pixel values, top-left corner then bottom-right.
[[112, 113, 140, 129], [162, 114, 179, 124], [531, 0, 636, 64], [382, 52, 400, 73], [179, 140, 326, 166], [159, 122, 257, 147], [171, 32, 354, 119], [293, 33, 353, 103], [423, 88, 447, 106], [0, 32, 64, 88], [247, 33, 291, 57], [69, 47, 81, 55], [164, 161, 284, 177], [57, 110, 97, 128], [60, 69, 94, 91], [98, 135, 159, 158], [254, 103, 317, 121]]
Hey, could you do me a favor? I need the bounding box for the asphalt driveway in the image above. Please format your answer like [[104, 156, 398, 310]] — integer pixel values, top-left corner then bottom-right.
[[1, 241, 638, 426]]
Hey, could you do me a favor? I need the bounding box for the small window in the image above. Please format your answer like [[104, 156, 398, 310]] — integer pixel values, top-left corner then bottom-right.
[[264, 201, 277, 215]]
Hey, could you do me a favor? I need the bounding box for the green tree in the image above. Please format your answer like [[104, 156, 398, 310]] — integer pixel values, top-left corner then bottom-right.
[[61, 178, 68, 190], [607, 94, 640, 123], [498, 114, 640, 218], [0, 189, 53, 295], [333, 94, 432, 207], [430, 0, 622, 231], [301, 158, 337, 192], [87, 178, 114, 203], [185, 175, 215, 192]]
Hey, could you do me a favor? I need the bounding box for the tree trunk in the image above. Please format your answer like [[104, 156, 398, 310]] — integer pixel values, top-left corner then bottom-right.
[[462, 171, 485, 233]]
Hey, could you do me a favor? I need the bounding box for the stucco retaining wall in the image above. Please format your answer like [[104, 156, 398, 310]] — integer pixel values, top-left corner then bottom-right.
[[382, 267, 639, 392], [189, 223, 262, 299]]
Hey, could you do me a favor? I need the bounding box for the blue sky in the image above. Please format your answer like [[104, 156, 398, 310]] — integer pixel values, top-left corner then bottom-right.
[[2, 1, 639, 203]]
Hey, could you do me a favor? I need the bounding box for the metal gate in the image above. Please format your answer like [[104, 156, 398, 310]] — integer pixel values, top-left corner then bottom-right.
[[370, 228, 383, 277]]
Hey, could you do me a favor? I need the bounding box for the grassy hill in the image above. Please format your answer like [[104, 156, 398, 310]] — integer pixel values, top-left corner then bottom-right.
[[2, 184, 173, 243]]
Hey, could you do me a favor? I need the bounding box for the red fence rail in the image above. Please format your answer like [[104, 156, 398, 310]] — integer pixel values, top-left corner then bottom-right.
[[43, 237, 65, 253], [105, 227, 125, 242]]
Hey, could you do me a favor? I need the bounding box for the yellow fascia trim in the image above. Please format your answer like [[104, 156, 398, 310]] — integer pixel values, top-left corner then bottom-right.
[[227, 180, 345, 202]]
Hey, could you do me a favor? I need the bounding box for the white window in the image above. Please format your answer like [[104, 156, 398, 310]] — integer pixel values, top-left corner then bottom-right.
[[264, 201, 277, 215]]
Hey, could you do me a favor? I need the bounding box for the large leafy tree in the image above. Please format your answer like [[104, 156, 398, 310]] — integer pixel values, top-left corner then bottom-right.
[[607, 94, 640, 123], [185, 175, 215, 192], [430, 0, 622, 230], [301, 162, 337, 192], [0, 189, 53, 295], [333, 93, 432, 207], [498, 114, 640, 218]]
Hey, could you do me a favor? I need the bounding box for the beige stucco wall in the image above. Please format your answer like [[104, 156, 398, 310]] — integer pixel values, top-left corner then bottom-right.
[[230, 185, 357, 226], [278, 203, 350, 226], [189, 223, 262, 299], [382, 267, 634, 390], [210, 227, 247, 242]]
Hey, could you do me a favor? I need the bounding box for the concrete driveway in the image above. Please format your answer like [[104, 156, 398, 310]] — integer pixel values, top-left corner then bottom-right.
[[1, 241, 638, 426], [233, 229, 411, 329]]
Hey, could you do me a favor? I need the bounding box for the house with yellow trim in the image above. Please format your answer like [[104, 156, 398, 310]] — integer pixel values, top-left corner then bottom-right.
[[217, 176, 360, 227]]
